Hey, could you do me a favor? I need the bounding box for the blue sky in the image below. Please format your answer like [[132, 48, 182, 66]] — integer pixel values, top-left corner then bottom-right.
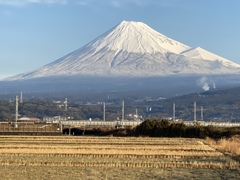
[[0, 0, 240, 78]]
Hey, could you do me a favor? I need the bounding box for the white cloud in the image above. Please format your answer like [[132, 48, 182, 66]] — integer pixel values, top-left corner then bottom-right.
[[75, 0, 93, 6], [108, 0, 154, 7], [0, 0, 68, 7], [126, 0, 152, 6], [75, 0, 156, 7], [111, 1, 122, 8], [0, 0, 159, 8]]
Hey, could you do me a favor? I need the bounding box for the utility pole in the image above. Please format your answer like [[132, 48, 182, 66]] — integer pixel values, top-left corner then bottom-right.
[[194, 102, 197, 122], [15, 96, 18, 128], [173, 103, 175, 121], [122, 100, 124, 122], [103, 102, 106, 121], [201, 106, 203, 121], [135, 108, 138, 120], [65, 98, 68, 111], [20, 91, 23, 103]]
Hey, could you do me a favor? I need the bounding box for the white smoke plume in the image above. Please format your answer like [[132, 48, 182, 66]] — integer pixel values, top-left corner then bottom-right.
[[202, 82, 210, 91], [197, 76, 210, 91], [212, 82, 216, 89]]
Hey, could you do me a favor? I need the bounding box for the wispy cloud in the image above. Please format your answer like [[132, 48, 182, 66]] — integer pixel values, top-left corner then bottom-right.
[[0, 0, 162, 8], [75, 0, 156, 8], [0, 0, 68, 7], [110, 1, 122, 8]]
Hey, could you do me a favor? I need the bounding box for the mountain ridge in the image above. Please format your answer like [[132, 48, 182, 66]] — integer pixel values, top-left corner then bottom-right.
[[3, 20, 240, 81]]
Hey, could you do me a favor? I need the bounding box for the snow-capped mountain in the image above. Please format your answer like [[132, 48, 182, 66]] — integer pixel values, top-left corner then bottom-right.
[[181, 47, 240, 67], [5, 21, 240, 80]]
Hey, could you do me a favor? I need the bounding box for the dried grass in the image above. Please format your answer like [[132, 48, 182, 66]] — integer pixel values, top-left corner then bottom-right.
[[0, 136, 239, 173], [206, 136, 240, 156]]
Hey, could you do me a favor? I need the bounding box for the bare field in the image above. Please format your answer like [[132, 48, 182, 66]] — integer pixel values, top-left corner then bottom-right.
[[0, 136, 239, 180]]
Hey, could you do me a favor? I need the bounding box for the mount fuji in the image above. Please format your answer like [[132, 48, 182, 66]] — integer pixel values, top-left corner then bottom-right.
[[1, 21, 240, 98], [4, 20, 240, 81]]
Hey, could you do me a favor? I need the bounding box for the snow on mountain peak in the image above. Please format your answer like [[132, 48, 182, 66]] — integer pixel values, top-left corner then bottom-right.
[[3, 20, 240, 81], [87, 20, 190, 54], [181, 47, 240, 68]]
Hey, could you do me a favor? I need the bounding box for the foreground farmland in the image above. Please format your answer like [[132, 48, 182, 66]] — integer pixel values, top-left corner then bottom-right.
[[0, 136, 239, 179]]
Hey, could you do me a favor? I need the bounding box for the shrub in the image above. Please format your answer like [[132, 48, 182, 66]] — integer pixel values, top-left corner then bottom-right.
[[135, 119, 240, 139]]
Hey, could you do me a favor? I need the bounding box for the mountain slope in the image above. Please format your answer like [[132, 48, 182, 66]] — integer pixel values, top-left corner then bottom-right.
[[181, 47, 240, 68], [87, 21, 190, 54], [4, 21, 240, 80]]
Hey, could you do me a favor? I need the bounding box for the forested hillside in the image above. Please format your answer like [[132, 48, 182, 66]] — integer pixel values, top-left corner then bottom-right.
[[0, 87, 240, 122]]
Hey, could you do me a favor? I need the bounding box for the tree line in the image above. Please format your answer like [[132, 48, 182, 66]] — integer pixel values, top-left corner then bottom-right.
[[134, 119, 240, 139], [0, 99, 122, 120]]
